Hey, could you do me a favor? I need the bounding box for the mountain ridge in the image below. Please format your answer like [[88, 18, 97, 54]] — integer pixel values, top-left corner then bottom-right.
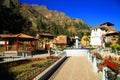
[[0, 0, 91, 38]]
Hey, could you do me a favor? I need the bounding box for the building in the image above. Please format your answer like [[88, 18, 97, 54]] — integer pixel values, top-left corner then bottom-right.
[[40, 33, 55, 49], [0, 33, 38, 56], [53, 35, 71, 50], [90, 22, 116, 48], [105, 31, 120, 46], [0, 34, 10, 55]]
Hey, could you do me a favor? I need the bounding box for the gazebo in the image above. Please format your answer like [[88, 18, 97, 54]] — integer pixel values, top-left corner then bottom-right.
[[2, 33, 38, 57]]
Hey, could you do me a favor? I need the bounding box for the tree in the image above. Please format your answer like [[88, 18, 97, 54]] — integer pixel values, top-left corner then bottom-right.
[[43, 38, 49, 43], [49, 23, 59, 36], [37, 18, 45, 32], [83, 36, 89, 47], [77, 32, 84, 39], [0, 3, 32, 34], [86, 32, 91, 36], [117, 33, 120, 45], [110, 44, 120, 54]]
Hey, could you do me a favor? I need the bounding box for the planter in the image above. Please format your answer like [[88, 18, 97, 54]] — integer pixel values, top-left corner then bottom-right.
[[33, 54, 67, 80], [0, 56, 62, 80]]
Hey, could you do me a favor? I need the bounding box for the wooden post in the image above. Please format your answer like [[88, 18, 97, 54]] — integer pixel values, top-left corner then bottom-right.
[[30, 41, 33, 51], [4, 40, 7, 51], [16, 39, 18, 51]]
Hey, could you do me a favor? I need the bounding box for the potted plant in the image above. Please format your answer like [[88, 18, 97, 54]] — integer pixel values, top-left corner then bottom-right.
[[43, 38, 51, 55]]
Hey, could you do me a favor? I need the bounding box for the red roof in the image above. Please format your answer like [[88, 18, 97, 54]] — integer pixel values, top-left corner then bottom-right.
[[3, 33, 38, 41]]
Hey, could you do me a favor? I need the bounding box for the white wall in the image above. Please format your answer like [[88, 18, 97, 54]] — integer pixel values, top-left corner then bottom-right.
[[90, 28, 106, 46], [0, 41, 8, 45]]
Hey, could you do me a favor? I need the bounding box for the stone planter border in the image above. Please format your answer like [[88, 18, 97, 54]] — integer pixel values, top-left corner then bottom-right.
[[33, 54, 67, 80]]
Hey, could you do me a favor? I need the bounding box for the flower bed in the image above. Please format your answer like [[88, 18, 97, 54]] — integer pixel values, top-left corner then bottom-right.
[[0, 55, 60, 80], [97, 63, 104, 72], [93, 52, 102, 59], [91, 52, 120, 79], [92, 52, 120, 71]]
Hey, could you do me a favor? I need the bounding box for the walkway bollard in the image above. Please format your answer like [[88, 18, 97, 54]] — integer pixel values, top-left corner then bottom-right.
[[87, 52, 90, 61], [93, 57, 98, 72], [90, 54, 92, 63], [102, 67, 107, 80], [87, 52, 90, 60], [87, 51, 92, 62]]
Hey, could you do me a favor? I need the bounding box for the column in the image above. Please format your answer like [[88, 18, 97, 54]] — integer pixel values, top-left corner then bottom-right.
[[75, 36, 79, 48], [30, 41, 33, 51], [4, 40, 7, 51], [16, 39, 18, 51], [93, 57, 98, 72], [102, 67, 107, 80]]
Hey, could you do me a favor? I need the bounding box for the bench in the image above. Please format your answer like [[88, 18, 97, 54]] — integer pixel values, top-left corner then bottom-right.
[[103, 60, 119, 80]]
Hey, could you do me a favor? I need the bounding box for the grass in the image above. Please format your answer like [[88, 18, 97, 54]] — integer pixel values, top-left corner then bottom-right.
[[8, 56, 59, 80]]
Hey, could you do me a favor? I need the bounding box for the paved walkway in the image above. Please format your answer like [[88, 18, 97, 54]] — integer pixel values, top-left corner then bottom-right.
[[49, 55, 102, 80]]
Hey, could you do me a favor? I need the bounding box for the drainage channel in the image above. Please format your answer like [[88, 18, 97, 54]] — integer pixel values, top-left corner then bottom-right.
[[48, 57, 70, 80]]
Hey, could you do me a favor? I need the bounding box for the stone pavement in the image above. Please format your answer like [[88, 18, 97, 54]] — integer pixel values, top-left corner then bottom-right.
[[49, 55, 102, 80]]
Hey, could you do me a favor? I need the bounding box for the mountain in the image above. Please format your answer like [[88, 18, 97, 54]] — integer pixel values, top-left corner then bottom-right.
[[0, 0, 91, 38], [0, 0, 32, 34], [20, 4, 91, 37]]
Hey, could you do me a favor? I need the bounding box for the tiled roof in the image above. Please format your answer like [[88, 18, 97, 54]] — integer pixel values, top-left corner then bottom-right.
[[12, 33, 35, 39], [92, 23, 116, 32], [2, 33, 38, 40]]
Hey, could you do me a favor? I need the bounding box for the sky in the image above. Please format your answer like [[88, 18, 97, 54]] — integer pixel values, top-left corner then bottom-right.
[[19, 0, 120, 31]]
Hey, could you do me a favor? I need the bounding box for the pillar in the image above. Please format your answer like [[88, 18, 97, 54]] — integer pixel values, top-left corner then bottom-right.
[[16, 39, 18, 51], [4, 40, 7, 51], [75, 36, 79, 48], [102, 67, 107, 80], [30, 41, 33, 51], [93, 57, 98, 72]]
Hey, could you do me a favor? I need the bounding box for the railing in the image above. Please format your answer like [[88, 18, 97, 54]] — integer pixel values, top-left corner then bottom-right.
[[33, 51, 67, 80], [102, 60, 119, 80], [88, 48, 120, 80], [64, 48, 89, 56], [57, 51, 66, 57]]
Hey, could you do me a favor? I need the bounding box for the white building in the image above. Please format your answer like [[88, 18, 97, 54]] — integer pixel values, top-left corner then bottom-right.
[[90, 22, 116, 48], [90, 27, 106, 47]]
